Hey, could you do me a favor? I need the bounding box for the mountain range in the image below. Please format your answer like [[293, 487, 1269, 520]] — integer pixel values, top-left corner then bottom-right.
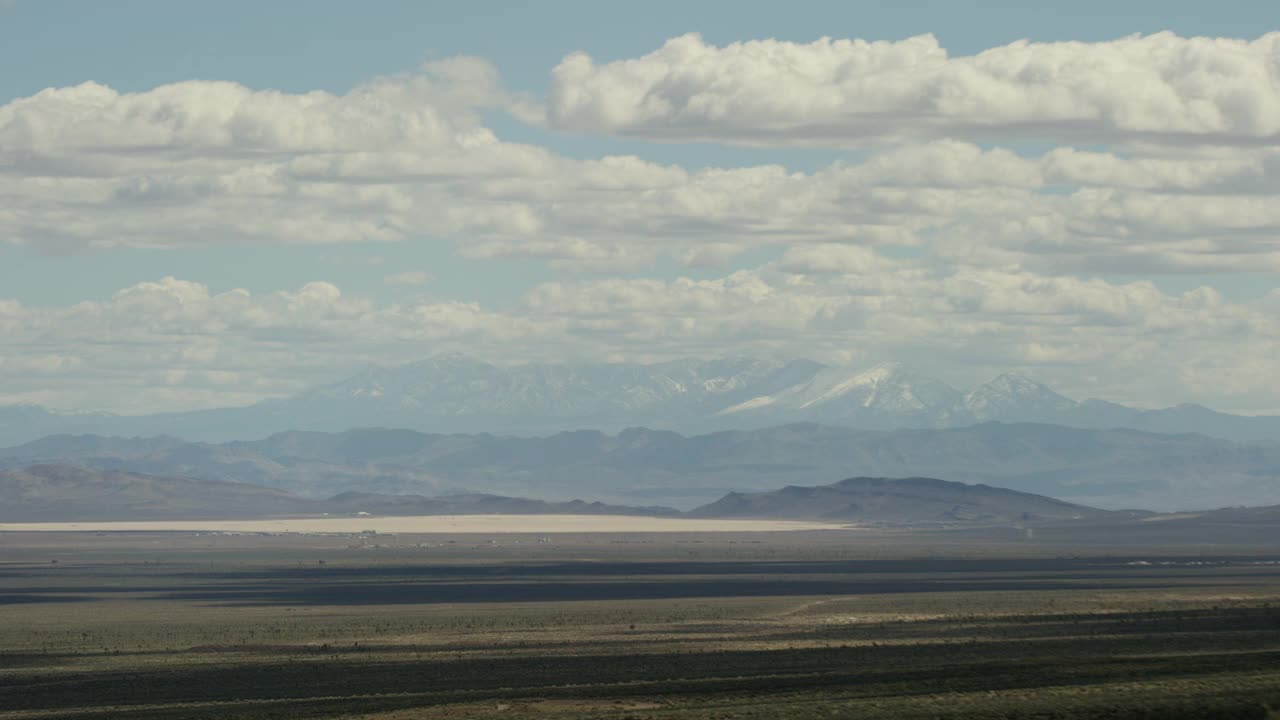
[[9, 466, 1278, 550], [4, 423, 1279, 511], [0, 465, 677, 522], [3, 354, 1279, 446], [0, 465, 1136, 527]]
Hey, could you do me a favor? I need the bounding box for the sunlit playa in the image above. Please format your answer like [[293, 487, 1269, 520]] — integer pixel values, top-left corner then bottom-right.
[[0, 514, 846, 534]]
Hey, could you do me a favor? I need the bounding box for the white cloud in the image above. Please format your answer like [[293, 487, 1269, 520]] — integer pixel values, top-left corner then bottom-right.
[[3, 267, 1280, 414], [548, 32, 1280, 147], [3, 47, 1280, 417], [4, 64, 1280, 275], [521, 263, 1280, 412], [775, 244, 899, 275], [0, 277, 554, 413], [0, 56, 508, 155]]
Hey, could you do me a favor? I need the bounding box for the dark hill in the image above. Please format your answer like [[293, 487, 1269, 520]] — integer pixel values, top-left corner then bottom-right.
[[0, 464, 314, 521], [690, 476, 1118, 526], [323, 491, 678, 517]]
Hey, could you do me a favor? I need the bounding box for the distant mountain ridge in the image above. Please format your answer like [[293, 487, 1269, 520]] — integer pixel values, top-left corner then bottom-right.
[[3, 354, 1279, 446], [7, 466, 1276, 549], [0, 465, 677, 522], [0, 464, 1135, 527], [4, 422, 1280, 511], [0, 465, 309, 521]]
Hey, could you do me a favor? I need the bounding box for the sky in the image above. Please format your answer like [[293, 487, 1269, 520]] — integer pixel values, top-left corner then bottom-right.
[[2, 0, 1280, 415]]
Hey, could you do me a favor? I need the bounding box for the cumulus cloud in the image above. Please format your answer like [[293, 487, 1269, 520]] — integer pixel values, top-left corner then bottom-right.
[[0, 277, 553, 413], [4, 62, 1280, 274], [0, 56, 509, 156], [775, 244, 898, 275], [521, 263, 1280, 413], [548, 32, 1280, 147], [4, 46, 1280, 417], [3, 266, 1280, 414]]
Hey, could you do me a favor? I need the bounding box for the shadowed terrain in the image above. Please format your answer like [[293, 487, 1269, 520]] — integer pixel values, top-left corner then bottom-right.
[[1, 531, 1278, 718]]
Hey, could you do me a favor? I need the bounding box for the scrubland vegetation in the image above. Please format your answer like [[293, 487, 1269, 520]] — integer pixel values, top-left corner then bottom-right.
[[1, 531, 1278, 718]]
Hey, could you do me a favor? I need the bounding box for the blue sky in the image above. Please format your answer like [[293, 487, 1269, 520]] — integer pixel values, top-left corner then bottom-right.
[[2, 1, 1279, 413], [4, 0, 1271, 96]]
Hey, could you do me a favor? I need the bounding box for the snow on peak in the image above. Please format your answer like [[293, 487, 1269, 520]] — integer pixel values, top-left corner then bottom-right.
[[716, 394, 778, 415], [965, 372, 1077, 417], [987, 372, 1046, 392], [856, 362, 903, 381], [790, 362, 962, 414]]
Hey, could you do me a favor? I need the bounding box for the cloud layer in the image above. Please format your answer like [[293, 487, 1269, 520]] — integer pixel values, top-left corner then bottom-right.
[[3, 31, 1280, 416], [4, 45, 1280, 273], [4, 267, 1279, 414], [548, 32, 1280, 147]]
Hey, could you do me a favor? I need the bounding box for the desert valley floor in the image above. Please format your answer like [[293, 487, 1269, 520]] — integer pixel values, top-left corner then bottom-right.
[[2, 526, 1279, 719]]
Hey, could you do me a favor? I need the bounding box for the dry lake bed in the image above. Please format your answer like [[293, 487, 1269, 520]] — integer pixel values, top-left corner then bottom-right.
[[0, 514, 846, 534]]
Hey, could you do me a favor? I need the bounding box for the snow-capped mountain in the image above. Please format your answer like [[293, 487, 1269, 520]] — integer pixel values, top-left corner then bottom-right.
[[964, 373, 1080, 423], [288, 354, 825, 428], [3, 354, 1279, 445], [718, 363, 971, 428]]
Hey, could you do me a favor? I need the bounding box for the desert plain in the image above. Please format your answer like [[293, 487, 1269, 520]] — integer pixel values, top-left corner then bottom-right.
[[2, 524, 1279, 719]]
